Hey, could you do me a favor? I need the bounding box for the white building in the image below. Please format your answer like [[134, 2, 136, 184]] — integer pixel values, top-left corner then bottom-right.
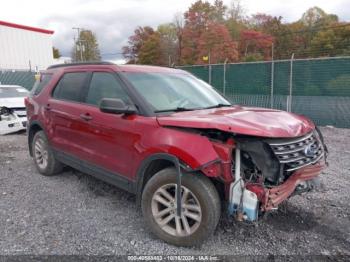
[[0, 20, 54, 70]]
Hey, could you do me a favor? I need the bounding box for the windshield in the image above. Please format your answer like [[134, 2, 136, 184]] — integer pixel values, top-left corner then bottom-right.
[[0, 86, 29, 98], [122, 72, 231, 113]]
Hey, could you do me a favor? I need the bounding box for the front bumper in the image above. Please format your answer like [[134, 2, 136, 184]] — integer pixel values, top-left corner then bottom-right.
[[0, 114, 27, 135], [262, 162, 325, 211]]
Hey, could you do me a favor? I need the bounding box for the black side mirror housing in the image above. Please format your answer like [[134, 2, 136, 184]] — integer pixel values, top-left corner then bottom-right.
[[99, 98, 137, 115]]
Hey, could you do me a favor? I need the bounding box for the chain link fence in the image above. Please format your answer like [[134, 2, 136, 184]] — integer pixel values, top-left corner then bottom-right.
[[1, 57, 350, 128], [179, 56, 350, 128]]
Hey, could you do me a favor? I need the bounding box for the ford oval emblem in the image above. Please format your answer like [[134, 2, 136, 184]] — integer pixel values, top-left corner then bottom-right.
[[304, 143, 317, 157]]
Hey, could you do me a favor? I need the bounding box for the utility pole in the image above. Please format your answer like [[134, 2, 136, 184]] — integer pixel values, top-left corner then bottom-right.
[[72, 27, 84, 62]]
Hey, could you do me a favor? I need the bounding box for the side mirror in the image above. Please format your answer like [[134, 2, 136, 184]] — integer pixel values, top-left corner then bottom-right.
[[99, 98, 137, 115]]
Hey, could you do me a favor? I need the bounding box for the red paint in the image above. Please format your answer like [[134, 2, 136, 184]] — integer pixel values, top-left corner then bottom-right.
[[211, 141, 234, 182], [0, 20, 54, 34], [157, 106, 315, 138]]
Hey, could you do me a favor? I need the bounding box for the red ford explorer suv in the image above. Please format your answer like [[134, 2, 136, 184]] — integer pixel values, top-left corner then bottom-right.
[[25, 62, 327, 246]]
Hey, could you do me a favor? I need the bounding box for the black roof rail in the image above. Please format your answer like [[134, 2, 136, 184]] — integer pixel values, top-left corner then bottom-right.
[[47, 61, 115, 69]]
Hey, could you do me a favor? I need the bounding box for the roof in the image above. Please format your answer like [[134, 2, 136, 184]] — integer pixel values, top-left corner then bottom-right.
[[47, 62, 114, 69], [0, 20, 54, 35], [118, 64, 185, 73], [46, 62, 186, 73]]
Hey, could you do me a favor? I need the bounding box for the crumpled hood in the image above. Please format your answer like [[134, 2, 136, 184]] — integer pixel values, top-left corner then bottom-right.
[[156, 106, 315, 138], [0, 97, 26, 108]]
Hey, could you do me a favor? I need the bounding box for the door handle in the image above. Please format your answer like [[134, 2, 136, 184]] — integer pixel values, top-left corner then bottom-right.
[[80, 113, 93, 121]]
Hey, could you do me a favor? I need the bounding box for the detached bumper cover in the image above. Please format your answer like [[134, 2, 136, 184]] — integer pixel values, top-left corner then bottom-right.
[[263, 162, 325, 211]]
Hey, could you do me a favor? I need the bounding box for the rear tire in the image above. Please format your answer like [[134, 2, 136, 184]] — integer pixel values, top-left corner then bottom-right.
[[32, 131, 63, 176], [141, 167, 221, 246]]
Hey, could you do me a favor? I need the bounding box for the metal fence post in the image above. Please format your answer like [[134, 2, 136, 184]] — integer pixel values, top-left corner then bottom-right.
[[208, 50, 212, 85], [270, 43, 274, 108], [287, 53, 295, 112], [223, 58, 228, 95]]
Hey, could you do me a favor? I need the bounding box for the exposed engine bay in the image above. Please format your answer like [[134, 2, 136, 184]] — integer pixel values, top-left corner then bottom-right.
[[196, 127, 328, 222]]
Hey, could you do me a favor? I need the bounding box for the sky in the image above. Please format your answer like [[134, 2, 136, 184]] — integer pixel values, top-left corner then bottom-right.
[[1, 0, 349, 63]]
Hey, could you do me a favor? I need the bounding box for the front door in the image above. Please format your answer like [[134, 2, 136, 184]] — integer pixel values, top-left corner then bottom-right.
[[77, 72, 139, 179]]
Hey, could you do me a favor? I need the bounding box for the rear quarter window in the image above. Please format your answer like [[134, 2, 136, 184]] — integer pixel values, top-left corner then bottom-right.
[[31, 74, 53, 96]]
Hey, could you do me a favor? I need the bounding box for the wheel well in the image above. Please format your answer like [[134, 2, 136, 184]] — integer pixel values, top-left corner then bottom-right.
[[141, 159, 174, 193], [208, 178, 225, 204], [28, 124, 42, 156], [138, 158, 225, 206]]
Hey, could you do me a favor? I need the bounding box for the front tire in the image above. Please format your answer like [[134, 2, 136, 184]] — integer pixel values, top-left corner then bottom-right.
[[32, 130, 63, 176], [141, 167, 221, 246]]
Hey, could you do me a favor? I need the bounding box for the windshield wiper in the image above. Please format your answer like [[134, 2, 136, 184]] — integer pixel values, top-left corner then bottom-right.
[[202, 103, 232, 109], [154, 107, 198, 113]]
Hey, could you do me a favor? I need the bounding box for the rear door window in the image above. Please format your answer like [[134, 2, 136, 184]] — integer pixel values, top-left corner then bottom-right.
[[52, 72, 88, 102]]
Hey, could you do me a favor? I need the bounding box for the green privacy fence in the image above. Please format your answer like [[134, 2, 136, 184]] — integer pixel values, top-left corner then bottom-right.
[[1, 58, 350, 127], [0, 70, 36, 90], [179, 57, 350, 128]]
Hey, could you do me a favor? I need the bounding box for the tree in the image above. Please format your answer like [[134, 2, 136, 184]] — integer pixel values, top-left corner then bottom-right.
[[225, 18, 246, 40], [196, 22, 238, 64], [227, 0, 246, 21], [121, 3, 347, 64], [301, 7, 327, 27], [300, 7, 338, 28], [310, 30, 337, 56], [211, 0, 227, 23], [72, 30, 101, 62], [225, 0, 247, 40], [181, 0, 238, 64], [310, 24, 350, 57], [249, 14, 295, 59], [138, 32, 162, 65], [157, 23, 178, 66], [174, 13, 185, 65], [52, 47, 61, 58], [239, 30, 274, 61], [122, 26, 155, 63]]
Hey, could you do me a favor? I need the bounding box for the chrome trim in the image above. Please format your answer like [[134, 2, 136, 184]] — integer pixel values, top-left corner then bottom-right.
[[285, 152, 324, 172], [269, 132, 313, 146]]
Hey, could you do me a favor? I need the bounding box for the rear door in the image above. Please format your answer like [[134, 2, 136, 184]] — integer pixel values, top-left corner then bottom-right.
[[46, 71, 92, 159]]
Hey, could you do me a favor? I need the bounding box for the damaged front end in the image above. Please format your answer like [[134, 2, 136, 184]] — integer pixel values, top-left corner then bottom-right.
[[196, 128, 327, 222], [227, 128, 327, 221], [0, 106, 27, 135]]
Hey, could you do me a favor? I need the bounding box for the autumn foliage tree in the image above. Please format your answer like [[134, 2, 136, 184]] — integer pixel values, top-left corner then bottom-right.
[[122, 26, 156, 64], [195, 22, 238, 64], [122, 1, 349, 65], [181, 0, 238, 64], [239, 30, 273, 61]]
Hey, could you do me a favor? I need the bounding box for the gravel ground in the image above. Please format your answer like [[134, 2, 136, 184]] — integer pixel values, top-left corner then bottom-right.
[[0, 127, 349, 256]]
